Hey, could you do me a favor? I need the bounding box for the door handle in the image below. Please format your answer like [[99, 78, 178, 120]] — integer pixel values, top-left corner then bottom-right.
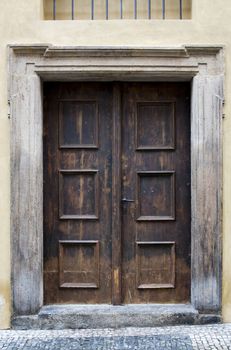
[[121, 198, 135, 202]]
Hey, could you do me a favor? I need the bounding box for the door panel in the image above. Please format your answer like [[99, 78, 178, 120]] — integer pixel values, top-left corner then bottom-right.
[[43, 82, 113, 304], [121, 83, 191, 303], [43, 82, 191, 305]]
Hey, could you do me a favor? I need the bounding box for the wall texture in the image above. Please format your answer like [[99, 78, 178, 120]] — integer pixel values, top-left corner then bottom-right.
[[0, 0, 231, 328]]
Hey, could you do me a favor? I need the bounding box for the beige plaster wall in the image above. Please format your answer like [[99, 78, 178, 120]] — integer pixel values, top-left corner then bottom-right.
[[0, 0, 231, 328]]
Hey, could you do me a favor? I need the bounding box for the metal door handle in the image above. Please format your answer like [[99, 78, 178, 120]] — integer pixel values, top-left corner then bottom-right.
[[121, 198, 135, 202]]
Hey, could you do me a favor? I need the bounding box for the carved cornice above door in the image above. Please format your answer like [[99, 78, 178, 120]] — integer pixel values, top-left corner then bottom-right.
[[8, 44, 224, 83], [9, 44, 223, 57]]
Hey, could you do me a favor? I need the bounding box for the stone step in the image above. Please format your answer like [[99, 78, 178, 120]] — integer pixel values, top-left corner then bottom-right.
[[12, 304, 221, 330]]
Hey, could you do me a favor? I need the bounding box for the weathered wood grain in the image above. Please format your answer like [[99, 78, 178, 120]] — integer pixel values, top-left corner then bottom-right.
[[121, 82, 191, 303], [112, 84, 122, 304]]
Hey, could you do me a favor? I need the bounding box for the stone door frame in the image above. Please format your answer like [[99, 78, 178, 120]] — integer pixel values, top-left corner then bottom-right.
[[8, 44, 224, 317]]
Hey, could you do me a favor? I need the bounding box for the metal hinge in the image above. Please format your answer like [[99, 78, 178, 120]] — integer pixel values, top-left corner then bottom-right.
[[8, 100, 11, 119]]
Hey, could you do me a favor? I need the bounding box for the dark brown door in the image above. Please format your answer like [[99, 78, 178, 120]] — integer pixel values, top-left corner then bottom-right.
[[43, 82, 113, 304], [121, 83, 191, 303], [43, 82, 191, 305]]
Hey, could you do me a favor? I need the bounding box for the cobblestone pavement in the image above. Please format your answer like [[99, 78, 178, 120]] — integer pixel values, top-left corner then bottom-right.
[[0, 324, 230, 349]]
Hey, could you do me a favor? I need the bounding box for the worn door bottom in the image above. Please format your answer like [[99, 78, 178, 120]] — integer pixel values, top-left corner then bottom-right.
[[11, 304, 221, 330]]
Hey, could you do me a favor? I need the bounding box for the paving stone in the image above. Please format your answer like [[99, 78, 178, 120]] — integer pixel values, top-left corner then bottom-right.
[[0, 324, 230, 349], [0, 335, 193, 350]]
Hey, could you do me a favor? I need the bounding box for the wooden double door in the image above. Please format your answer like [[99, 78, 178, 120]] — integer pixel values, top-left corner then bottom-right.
[[43, 82, 191, 305]]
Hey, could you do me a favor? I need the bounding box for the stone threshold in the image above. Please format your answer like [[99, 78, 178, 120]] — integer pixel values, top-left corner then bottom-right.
[[12, 304, 222, 330]]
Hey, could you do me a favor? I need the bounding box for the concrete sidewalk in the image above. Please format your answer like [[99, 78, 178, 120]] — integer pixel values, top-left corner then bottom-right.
[[0, 324, 230, 349]]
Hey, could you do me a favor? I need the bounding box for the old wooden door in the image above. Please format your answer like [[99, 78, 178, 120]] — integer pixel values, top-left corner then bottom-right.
[[121, 83, 191, 303], [43, 82, 191, 304], [43, 82, 113, 304]]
